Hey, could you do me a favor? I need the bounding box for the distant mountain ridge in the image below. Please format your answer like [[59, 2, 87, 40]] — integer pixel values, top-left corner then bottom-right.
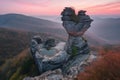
[[0, 13, 65, 37], [0, 13, 115, 45], [0, 13, 62, 29], [88, 17, 120, 44]]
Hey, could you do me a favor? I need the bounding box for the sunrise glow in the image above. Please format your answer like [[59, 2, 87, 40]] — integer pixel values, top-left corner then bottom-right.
[[0, 0, 120, 16]]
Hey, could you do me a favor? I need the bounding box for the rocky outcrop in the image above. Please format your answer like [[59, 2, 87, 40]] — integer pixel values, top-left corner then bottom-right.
[[23, 52, 97, 80], [24, 7, 93, 80]]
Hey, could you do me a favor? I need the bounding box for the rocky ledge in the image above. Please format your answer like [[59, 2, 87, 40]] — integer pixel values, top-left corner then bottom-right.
[[24, 51, 97, 80]]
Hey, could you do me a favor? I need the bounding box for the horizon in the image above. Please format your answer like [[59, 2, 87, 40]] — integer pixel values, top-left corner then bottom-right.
[[0, 0, 120, 16], [0, 13, 120, 23]]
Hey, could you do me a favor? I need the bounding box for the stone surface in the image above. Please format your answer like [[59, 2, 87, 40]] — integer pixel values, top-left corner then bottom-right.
[[24, 7, 93, 80], [43, 38, 56, 50], [62, 7, 93, 36], [23, 51, 97, 80]]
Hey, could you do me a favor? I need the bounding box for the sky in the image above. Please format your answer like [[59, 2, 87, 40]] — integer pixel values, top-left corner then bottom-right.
[[0, 0, 120, 16]]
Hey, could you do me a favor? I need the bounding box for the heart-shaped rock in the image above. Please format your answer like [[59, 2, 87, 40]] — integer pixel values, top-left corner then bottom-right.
[[61, 7, 93, 36]]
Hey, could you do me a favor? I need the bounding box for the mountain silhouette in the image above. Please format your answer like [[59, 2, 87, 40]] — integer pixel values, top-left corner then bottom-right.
[[0, 13, 65, 37], [89, 18, 120, 44]]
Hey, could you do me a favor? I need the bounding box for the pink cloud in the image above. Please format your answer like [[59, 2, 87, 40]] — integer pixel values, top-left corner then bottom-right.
[[84, 2, 120, 15], [0, 0, 120, 15], [0, 0, 53, 15]]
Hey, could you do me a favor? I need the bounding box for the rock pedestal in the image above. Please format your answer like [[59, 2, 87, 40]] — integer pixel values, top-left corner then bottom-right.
[[61, 7, 93, 56]]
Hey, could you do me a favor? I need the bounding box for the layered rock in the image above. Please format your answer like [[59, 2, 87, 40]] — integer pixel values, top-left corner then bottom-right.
[[24, 7, 93, 80]]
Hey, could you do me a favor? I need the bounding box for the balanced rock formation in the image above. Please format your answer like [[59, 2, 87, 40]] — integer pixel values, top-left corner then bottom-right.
[[61, 7, 93, 76], [24, 7, 93, 80]]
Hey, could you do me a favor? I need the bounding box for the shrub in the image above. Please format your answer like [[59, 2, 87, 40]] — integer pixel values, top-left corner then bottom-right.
[[77, 52, 120, 80]]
